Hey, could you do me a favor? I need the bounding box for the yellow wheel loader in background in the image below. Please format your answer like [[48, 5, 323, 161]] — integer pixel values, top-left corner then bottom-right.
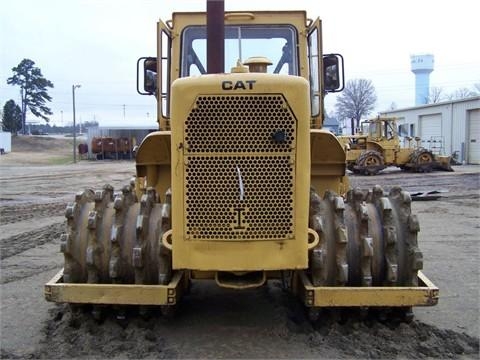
[[338, 117, 454, 175], [45, 0, 438, 321]]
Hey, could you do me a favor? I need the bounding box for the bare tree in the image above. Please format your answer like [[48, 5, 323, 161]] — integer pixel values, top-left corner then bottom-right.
[[428, 87, 445, 103], [335, 79, 376, 132], [448, 87, 477, 100], [473, 83, 480, 95]]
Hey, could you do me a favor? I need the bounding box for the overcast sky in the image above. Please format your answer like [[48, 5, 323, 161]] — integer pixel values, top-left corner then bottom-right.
[[1, 0, 479, 127]]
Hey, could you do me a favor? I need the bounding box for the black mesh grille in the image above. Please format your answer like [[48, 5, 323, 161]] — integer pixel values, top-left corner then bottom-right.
[[185, 95, 295, 153], [184, 94, 296, 241]]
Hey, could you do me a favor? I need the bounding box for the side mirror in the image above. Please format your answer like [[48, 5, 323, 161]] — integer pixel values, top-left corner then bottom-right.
[[137, 57, 157, 95], [323, 54, 344, 93]]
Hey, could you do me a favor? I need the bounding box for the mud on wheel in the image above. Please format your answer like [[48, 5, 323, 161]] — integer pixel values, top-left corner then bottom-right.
[[308, 186, 423, 320], [408, 149, 435, 172], [61, 181, 173, 313], [355, 150, 385, 175]]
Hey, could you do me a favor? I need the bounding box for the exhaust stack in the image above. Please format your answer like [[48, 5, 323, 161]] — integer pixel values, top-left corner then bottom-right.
[[206, 0, 225, 74]]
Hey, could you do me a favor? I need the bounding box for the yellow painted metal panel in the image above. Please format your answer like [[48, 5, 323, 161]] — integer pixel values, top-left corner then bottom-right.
[[170, 74, 311, 271], [45, 270, 185, 306], [310, 129, 348, 195], [135, 131, 172, 198], [298, 271, 439, 307], [135, 131, 171, 166]]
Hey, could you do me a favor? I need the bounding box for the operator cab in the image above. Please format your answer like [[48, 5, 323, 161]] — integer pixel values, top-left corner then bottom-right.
[[182, 25, 297, 76], [136, 11, 344, 129]]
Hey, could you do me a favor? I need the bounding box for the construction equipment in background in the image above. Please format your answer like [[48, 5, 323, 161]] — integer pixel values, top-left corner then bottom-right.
[[91, 136, 132, 160], [338, 117, 454, 175], [45, 1, 438, 322]]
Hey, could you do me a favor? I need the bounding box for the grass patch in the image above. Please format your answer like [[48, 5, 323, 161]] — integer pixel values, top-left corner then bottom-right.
[[47, 156, 75, 165]]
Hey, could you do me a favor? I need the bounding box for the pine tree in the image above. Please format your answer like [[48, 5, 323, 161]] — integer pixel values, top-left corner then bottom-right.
[[7, 59, 54, 134], [2, 100, 23, 135]]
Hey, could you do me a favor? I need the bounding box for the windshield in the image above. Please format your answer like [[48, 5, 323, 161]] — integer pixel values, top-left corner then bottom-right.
[[181, 25, 298, 76], [368, 122, 378, 137]]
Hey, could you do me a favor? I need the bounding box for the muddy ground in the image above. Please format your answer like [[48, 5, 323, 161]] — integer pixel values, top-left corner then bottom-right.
[[0, 136, 479, 359]]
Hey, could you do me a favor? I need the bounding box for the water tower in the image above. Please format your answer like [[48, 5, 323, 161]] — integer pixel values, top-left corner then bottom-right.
[[410, 54, 434, 105]]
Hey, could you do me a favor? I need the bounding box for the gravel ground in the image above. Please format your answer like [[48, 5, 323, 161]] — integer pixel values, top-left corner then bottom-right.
[[0, 137, 479, 359]]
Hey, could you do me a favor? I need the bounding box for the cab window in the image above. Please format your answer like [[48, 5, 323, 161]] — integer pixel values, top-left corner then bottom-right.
[[181, 25, 298, 76]]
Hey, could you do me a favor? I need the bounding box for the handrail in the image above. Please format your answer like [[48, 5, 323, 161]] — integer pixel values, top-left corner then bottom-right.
[[224, 12, 255, 20]]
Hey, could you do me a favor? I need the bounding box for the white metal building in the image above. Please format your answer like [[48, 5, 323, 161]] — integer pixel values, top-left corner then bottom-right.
[[0, 131, 12, 153], [381, 96, 480, 164]]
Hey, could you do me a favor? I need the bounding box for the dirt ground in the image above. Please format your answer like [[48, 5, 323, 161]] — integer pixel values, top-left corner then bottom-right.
[[1, 136, 479, 359]]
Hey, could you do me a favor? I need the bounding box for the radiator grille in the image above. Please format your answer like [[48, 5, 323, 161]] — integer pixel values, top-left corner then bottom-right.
[[184, 95, 296, 241], [185, 95, 295, 153]]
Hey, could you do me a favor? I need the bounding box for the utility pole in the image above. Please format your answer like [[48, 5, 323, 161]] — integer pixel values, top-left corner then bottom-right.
[[72, 84, 81, 163]]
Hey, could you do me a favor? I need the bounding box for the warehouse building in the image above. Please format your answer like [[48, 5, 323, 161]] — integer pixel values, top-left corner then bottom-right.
[[381, 96, 480, 164]]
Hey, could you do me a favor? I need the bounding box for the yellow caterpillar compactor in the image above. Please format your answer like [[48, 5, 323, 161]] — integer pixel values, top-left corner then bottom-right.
[[338, 116, 454, 176], [45, 1, 438, 321]]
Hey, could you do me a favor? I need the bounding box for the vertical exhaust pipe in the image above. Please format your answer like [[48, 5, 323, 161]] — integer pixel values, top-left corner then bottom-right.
[[206, 0, 225, 74]]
